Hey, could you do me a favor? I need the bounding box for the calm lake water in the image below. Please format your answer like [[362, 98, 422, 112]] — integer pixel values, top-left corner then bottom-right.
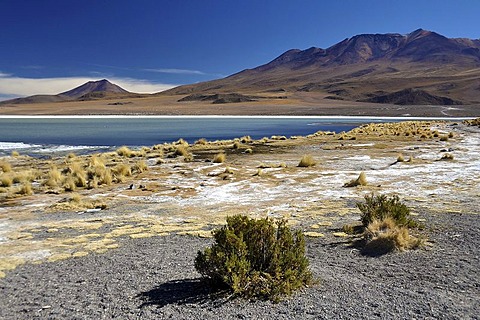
[[0, 116, 456, 156]]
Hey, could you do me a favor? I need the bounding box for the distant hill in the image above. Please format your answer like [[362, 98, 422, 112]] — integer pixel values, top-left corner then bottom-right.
[[165, 29, 480, 105], [59, 79, 129, 99], [0, 79, 135, 105]]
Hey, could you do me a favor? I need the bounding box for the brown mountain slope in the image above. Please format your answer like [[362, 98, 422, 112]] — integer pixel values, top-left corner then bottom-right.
[[0, 79, 135, 105], [164, 29, 480, 105]]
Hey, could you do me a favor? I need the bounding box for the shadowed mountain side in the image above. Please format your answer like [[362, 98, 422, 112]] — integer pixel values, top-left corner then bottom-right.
[[359, 88, 462, 105]]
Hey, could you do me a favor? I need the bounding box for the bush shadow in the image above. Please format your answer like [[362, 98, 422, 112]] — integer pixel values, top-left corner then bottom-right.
[[137, 278, 228, 308]]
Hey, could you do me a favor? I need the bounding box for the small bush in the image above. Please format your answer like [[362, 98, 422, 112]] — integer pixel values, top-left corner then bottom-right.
[[195, 215, 313, 301], [357, 194, 416, 228], [11, 151, 20, 157], [396, 154, 405, 162], [298, 154, 316, 167], [213, 153, 226, 163]]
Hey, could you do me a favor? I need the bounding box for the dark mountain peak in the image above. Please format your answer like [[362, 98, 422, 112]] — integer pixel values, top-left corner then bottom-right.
[[60, 79, 129, 99]]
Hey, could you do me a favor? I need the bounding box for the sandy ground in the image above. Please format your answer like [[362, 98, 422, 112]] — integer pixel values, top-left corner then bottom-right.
[[1, 92, 479, 117], [0, 120, 479, 318]]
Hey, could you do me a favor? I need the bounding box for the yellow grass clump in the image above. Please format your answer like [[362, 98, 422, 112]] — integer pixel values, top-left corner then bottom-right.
[[363, 218, 422, 255], [298, 154, 316, 167], [213, 153, 226, 163], [45, 166, 63, 188], [195, 138, 208, 145], [344, 172, 367, 187], [116, 146, 134, 157], [17, 182, 33, 195], [0, 174, 13, 187], [440, 153, 454, 161], [11, 151, 20, 157], [0, 161, 12, 173], [66, 162, 87, 188], [113, 163, 132, 182], [174, 145, 190, 158], [49, 193, 107, 212], [132, 160, 148, 174]]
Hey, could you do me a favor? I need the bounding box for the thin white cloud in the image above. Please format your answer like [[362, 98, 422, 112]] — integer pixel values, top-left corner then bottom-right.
[[143, 68, 206, 75], [0, 75, 176, 100]]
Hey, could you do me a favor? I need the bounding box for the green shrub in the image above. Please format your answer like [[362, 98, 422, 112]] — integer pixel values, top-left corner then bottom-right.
[[195, 215, 312, 301], [357, 194, 416, 228]]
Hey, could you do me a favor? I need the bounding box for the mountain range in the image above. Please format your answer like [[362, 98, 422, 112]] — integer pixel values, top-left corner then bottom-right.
[[2, 29, 480, 110], [166, 29, 480, 105]]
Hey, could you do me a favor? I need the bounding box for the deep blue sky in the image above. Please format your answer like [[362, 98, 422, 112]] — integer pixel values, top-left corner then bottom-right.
[[0, 0, 479, 98]]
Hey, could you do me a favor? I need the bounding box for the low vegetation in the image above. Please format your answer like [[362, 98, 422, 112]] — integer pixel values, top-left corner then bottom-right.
[[195, 215, 313, 301], [355, 194, 422, 255], [298, 154, 316, 167], [212, 153, 226, 163], [343, 172, 367, 187]]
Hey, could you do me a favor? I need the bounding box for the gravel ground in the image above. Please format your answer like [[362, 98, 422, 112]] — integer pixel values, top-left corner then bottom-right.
[[1, 211, 479, 320]]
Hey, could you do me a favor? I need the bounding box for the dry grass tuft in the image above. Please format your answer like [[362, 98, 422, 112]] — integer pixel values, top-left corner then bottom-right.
[[440, 153, 454, 161], [132, 160, 148, 174], [0, 174, 13, 187], [45, 166, 63, 188], [224, 166, 234, 174], [362, 218, 422, 255], [66, 162, 87, 188], [244, 148, 253, 154], [240, 136, 252, 143], [213, 153, 226, 163], [17, 182, 33, 195], [253, 168, 263, 176], [50, 193, 107, 212], [116, 146, 133, 157], [396, 154, 405, 162], [11, 151, 20, 157], [195, 138, 208, 145], [174, 145, 190, 158], [0, 161, 12, 173], [344, 172, 367, 187], [63, 176, 77, 192], [298, 154, 316, 167], [113, 163, 132, 182]]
